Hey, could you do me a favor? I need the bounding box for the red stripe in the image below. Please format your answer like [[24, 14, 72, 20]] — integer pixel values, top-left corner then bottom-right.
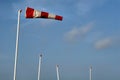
[[41, 12, 49, 18], [55, 15, 63, 21], [26, 7, 34, 18]]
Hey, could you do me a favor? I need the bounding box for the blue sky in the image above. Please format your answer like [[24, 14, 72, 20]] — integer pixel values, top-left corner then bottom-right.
[[0, 0, 120, 80]]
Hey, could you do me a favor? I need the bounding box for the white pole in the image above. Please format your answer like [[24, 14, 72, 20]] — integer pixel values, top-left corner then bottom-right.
[[13, 9, 22, 80], [56, 65, 60, 80], [38, 54, 42, 80], [90, 66, 92, 80]]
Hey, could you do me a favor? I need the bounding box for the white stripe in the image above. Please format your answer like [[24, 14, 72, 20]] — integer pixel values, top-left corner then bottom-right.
[[48, 14, 56, 19], [34, 10, 41, 18]]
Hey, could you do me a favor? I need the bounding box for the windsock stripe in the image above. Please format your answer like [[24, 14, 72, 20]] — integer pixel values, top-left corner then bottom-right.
[[41, 12, 49, 18], [48, 14, 56, 19], [26, 7, 34, 18], [34, 10, 41, 18], [55, 15, 63, 21]]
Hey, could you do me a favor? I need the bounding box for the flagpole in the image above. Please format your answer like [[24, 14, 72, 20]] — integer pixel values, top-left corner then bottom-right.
[[56, 65, 60, 80], [90, 66, 92, 80], [13, 9, 22, 80], [38, 54, 42, 80]]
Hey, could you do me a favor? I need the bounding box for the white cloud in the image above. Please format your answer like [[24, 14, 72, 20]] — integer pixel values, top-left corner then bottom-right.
[[64, 22, 94, 42], [94, 38, 113, 49], [94, 36, 120, 50]]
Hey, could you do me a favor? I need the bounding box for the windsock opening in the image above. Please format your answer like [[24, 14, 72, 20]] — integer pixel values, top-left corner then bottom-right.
[[26, 7, 34, 18]]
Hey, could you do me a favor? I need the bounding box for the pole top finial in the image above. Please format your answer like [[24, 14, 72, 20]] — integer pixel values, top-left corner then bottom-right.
[[40, 54, 42, 57], [56, 65, 59, 67], [90, 66, 92, 69], [18, 9, 22, 13]]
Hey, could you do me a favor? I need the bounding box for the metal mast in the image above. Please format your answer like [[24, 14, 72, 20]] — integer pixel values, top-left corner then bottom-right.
[[13, 9, 22, 80], [38, 54, 42, 80]]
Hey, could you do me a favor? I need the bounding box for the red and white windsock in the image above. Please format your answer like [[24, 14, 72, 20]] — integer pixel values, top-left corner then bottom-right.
[[26, 7, 63, 21]]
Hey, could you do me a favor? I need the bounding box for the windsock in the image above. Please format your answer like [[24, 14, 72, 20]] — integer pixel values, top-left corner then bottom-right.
[[26, 7, 63, 21]]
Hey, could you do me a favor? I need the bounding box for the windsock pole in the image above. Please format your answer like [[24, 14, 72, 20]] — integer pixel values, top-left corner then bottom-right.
[[38, 54, 42, 80], [90, 66, 92, 80], [56, 65, 60, 80], [13, 9, 22, 80]]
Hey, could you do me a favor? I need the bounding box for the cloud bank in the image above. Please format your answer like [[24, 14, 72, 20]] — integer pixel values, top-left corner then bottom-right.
[[64, 22, 94, 42], [94, 38, 113, 50], [94, 36, 120, 50]]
